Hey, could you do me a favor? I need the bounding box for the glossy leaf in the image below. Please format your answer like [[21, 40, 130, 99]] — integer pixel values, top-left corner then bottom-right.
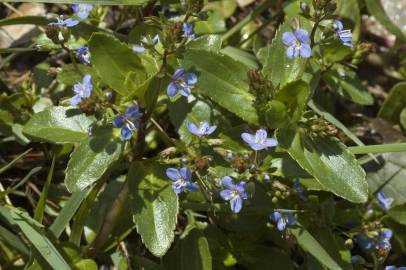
[[23, 106, 95, 144], [279, 130, 368, 203], [187, 35, 222, 52], [182, 50, 259, 125], [89, 33, 147, 96], [64, 128, 124, 192], [128, 161, 179, 257]]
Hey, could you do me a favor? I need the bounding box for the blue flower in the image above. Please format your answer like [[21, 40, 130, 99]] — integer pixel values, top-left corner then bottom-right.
[[376, 228, 392, 250], [166, 167, 199, 194], [219, 176, 248, 213], [356, 234, 373, 250], [167, 68, 197, 97], [241, 129, 278, 151], [183, 23, 196, 40], [72, 4, 93, 20], [187, 121, 217, 137], [333, 20, 353, 48], [71, 74, 92, 105], [48, 16, 79, 27], [282, 28, 311, 59], [113, 106, 143, 140], [270, 211, 297, 231], [76, 46, 91, 64], [376, 191, 394, 210], [386, 266, 406, 270]]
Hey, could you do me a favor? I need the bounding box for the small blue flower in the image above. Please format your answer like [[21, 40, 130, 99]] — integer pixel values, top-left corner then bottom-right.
[[356, 234, 373, 250], [71, 74, 92, 105], [282, 28, 311, 59], [183, 23, 196, 40], [270, 211, 297, 231], [48, 16, 79, 27], [376, 191, 394, 210], [376, 228, 393, 250], [72, 4, 93, 20], [333, 20, 353, 48], [76, 46, 91, 64], [166, 167, 199, 194], [300, 2, 309, 12], [167, 68, 197, 97], [113, 106, 143, 140], [219, 176, 248, 213], [241, 129, 278, 151], [187, 121, 217, 137]]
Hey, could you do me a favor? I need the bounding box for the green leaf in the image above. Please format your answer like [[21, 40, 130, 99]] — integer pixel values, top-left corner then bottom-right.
[[187, 35, 222, 52], [279, 130, 368, 203], [388, 204, 406, 226], [64, 128, 124, 192], [128, 161, 179, 257], [182, 50, 259, 125], [57, 64, 97, 86], [10, 208, 71, 270], [378, 82, 406, 124], [257, 19, 310, 88], [34, 155, 56, 223], [23, 106, 95, 144], [366, 152, 406, 206], [220, 46, 259, 69], [180, 230, 212, 270], [194, 12, 226, 34], [0, 224, 29, 256], [365, 0, 406, 42], [89, 33, 146, 96], [289, 227, 344, 270], [239, 246, 294, 270], [323, 69, 373, 105], [400, 108, 406, 129], [50, 189, 89, 238]]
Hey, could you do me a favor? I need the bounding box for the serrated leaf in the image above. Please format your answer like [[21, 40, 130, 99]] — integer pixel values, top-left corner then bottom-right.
[[89, 33, 146, 96], [128, 161, 178, 257], [65, 128, 123, 192], [257, 19, 310, 88], [279, 130, 368, 203], [23, 106, 95, 144], [182, 50, 259, 125], [289, 227, 344, 270], [378, 82, 406, 124]]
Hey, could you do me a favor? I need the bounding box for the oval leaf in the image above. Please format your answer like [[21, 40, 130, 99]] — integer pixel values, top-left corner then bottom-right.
[[65, 128, 123, 192], [128, 161, 179, 257], [23, 106, 94, 144]]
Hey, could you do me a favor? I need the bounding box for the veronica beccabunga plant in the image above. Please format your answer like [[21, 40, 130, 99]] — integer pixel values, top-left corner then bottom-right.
[[3, 0, 406, 269]]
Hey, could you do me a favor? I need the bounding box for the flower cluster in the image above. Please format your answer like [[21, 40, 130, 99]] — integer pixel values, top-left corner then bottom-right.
[[356, 228, 393, 251]]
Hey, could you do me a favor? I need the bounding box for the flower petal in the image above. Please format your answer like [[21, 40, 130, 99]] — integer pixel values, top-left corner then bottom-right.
[[294, 28, 310, 44], [277, 217, 287, 231], [230, 196, 243, 213], [222, 176, 235, 190], [282, 32, 296, 46], [299, 44, 311, 58], [286, 46, 296, 59], [167, 82, 179, 97], [166, 168, 181, 181], [333, 20, 343, 31], [206, 125, 217, 135], [70, 95, 82, 105], [241, 132, 256, 145], [187, 122, 201, 136], [270, 211, 282, 222], [264, 138, 278, 148], [173, 68, 185, 80], [113, 115, 125, 128], [121, 126, 133, 140], [179, 87, 191, 97], [220, 190, 233, 201], [187, 182, 199, 192], [179, 167, 192, 181], [184, 72, 197, 85]]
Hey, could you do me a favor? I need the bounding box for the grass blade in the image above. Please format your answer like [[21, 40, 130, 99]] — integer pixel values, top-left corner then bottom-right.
[[34, 156, 56, 223], [0, 148, 32, 175]]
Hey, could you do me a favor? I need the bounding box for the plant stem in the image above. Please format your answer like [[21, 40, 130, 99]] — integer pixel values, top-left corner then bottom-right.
[[349, 143, 406, 154], [221, 0, 274, 42]]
